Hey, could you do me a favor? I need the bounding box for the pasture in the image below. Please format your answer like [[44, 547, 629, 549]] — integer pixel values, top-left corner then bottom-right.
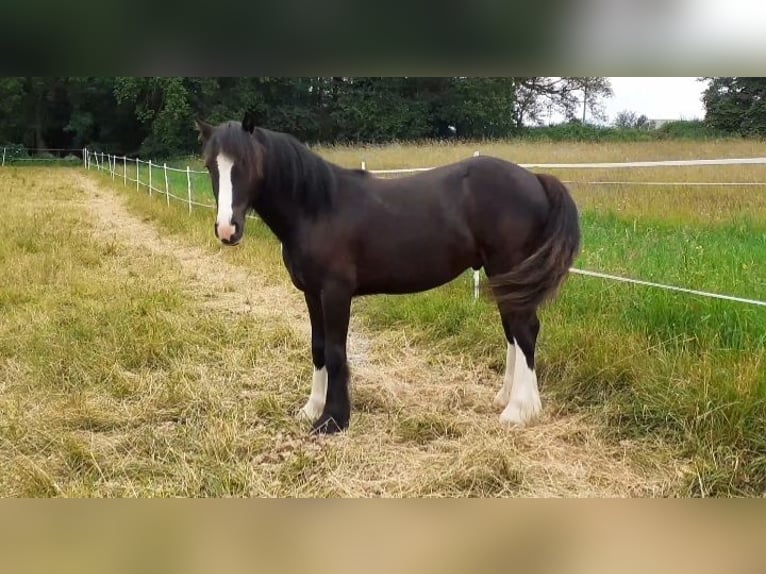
[[1, 137, 765, 496]]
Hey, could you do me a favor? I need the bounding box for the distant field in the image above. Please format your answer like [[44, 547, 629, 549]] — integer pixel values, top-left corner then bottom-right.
[[108, 137, 766, 210], [3, 138, 765, 496]]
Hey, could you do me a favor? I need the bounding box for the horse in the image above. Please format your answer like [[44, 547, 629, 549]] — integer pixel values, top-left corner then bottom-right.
[[195, 114, 581, 434]]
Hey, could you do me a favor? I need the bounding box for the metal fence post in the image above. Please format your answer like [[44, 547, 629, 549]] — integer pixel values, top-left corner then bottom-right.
[[148, 160, 152, 196]]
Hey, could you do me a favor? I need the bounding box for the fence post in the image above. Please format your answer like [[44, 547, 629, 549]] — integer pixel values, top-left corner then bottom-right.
[[123, 156, 127, 185], [83, 148, 87, 169], [361, 160, 366, 170], [100, 152, 104, 171], [164, 163, 170, 207], [186, 166, 192, 214], [469, 149, 480, 297], [2, 147, 6, 167], [111, 155, 115, 181], [148, 160, 152, 196], [136, 158, 140, 190]]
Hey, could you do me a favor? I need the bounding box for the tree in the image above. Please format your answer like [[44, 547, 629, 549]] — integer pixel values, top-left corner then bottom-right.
[[572, 77, 613, 124], [703, 77, 766, 137], [114, 77, 220, 157], [0, 76, 619, 156], [511, 77, 613, 127], [434, 78, 517, 138], [613, 110, 649, 129], [0, 77, 25, 144]]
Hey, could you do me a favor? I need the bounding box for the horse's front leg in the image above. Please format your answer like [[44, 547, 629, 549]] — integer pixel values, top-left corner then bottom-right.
[[297, 291, 327, 421], [312, 282, 352, 434]]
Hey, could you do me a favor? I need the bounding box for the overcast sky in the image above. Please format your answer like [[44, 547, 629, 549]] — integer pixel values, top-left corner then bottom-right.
[[602, 77, 708, 122]]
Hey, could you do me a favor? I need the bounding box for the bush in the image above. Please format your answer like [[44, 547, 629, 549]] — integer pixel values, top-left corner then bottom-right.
[[518, 123, 656, 142], [657, 120, 726, 139], [1, 143, 29, 160]]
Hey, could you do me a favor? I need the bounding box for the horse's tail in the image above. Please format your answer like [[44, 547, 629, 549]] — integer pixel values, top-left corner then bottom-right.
[[488, 173, 581, 312]]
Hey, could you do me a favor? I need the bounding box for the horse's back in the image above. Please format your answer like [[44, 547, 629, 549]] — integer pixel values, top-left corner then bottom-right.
[[330, 156, 553, 294]]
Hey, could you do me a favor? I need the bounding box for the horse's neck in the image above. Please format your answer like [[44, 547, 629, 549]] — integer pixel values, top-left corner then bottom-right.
[[253, 200, 294, 244], [252, 177, 303, 245], [254, 158, 335, 244]]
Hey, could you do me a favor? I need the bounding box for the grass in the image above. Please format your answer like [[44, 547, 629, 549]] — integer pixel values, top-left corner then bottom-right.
[[314, 137, 766, 170], [4, 137, 766, 497], [333, 141, 766, 496], [3, 167, 656, 497], [0, 169, 311, 496], [99, 137, 766, 208]]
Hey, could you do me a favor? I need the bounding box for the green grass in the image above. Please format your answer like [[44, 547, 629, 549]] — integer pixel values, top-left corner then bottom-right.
[[94, 159, 214, 206], [348, 179, 766, 496]]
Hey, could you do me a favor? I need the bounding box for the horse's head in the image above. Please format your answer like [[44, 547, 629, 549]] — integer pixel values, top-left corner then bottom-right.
[[195, 113, 264, 246]]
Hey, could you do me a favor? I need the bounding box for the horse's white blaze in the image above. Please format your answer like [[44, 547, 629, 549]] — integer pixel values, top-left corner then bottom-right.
[[216, 153, 236, 241], [499, 338, 542, 426], [494, 342, 515, 408], [298, 366, 327, 421]]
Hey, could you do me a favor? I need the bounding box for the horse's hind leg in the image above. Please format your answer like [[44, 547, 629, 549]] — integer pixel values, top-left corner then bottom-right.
[[493, 314, 516, 408], [496, 309, 542, 426]]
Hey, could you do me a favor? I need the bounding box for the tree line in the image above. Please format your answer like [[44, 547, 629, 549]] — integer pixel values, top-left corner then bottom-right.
[[0, 77, 762, 158], [0, 77, 612, 157]]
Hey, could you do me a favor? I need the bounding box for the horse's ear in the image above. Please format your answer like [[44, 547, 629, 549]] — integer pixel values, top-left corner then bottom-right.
[[195, 119, 214, 143], [242, 111, 256, 134]]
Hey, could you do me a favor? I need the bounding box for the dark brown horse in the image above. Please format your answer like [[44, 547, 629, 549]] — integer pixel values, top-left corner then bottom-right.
[[196, 114, 580, 434]]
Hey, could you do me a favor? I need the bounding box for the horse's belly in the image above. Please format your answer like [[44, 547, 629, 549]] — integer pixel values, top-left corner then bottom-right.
[[354, 248, 477, 296]]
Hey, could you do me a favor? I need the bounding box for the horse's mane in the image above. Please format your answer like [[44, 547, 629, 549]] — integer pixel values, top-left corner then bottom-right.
[[210, 122, 336, 215]]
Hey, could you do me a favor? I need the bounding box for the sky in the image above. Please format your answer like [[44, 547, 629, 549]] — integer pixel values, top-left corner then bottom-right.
[[602, 77, 708, 123]]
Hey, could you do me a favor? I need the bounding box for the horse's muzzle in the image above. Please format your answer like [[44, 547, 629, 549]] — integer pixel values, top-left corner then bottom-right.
[[215, 220, 242, 246]]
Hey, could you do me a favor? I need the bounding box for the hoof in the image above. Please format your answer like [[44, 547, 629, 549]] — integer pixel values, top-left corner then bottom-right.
[[297, 399, 323, 422], [493, 387, 511, 409], [311, 413, 348, 434], [499, 395, 542, 427]]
